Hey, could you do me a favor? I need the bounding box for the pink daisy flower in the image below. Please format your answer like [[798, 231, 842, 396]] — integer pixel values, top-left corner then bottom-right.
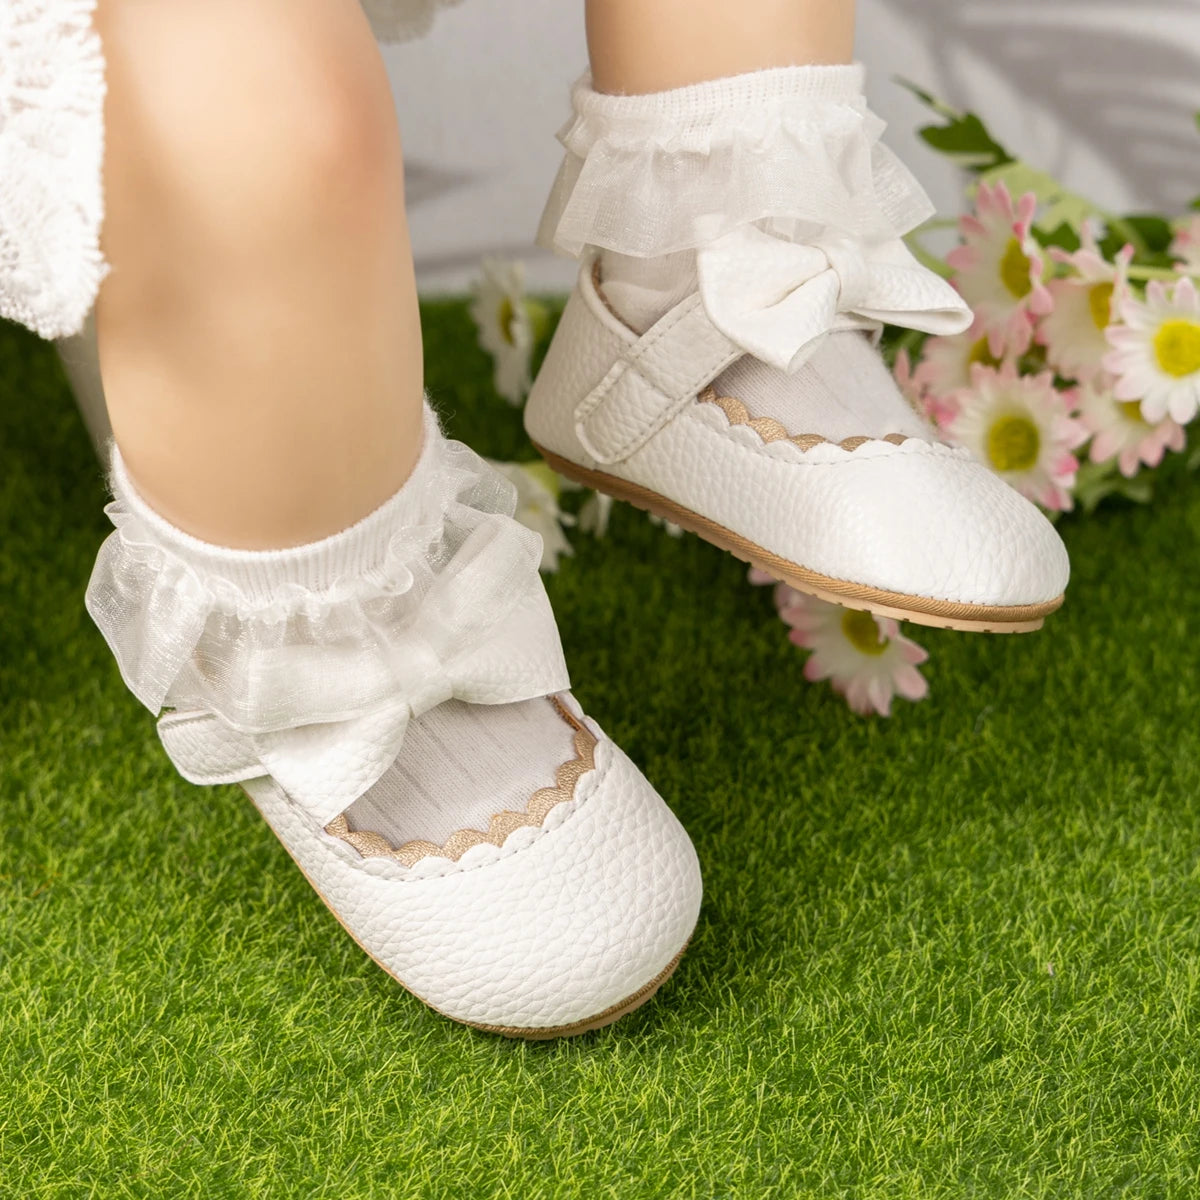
[[893, 347, 954, 427], [893, 346, 924, 406], [910, 317, 1011, 429], [748, 567, 809, 619], [1104, 276, 1200, 425], [943, 363, 1088, 512], [1040, 226, 1134, 381], [1076, 374, 1187, 478], [947, 183, 1053, 358], [778, 594, 929, 718]]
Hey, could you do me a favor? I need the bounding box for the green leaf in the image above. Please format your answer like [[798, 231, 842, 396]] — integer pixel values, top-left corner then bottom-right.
[[1071, 458, 1155, 514], [879, 325, 930, 368], [896, 79, 1014, 173], [1101, 213, 1179, 269], [898, 79, 961, 121], [1119, 214, 1175, 254], [919, 118, 1014, 170], [1036, 222, 1083, 254]]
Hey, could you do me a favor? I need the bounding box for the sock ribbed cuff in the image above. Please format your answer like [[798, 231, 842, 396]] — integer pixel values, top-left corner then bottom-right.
[[106, 406, 436, 606], [572, 62, 865, 127]]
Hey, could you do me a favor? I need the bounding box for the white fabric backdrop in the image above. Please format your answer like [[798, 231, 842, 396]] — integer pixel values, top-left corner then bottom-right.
[[382, 0, 1200, 293]]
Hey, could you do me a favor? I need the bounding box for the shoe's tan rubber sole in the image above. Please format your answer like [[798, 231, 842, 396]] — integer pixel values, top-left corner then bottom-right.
[[246, 787, 688, 1039], [534, 444, 1063, 635]]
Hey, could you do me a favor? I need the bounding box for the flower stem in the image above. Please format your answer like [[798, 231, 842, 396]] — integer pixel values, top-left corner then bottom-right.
[[903, 230, 954, 279], [1126, 264, 1200, 281]]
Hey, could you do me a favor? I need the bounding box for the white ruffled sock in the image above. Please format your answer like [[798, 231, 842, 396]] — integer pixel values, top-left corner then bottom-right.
[[96, 413, 578, 858], [539, 64, 948, 444]]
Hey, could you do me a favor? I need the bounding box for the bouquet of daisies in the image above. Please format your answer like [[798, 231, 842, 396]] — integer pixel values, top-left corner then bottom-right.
[[895, 87, 1199, 516]]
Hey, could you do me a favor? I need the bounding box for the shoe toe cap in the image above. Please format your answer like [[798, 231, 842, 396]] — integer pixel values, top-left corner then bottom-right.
[[806, 447, 1070, 609], [359, 736, 701, 1034]]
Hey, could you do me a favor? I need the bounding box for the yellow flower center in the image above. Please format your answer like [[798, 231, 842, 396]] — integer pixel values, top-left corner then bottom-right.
[[841, 609, 888, 656], [1152, 319, 1200, 378], [999, 237, 1033, 300], [967, 338, 1002, 368], [1119, 399, 1147, 424], [986, 413, 1041, 473], [1088, 282, 1115, 330], [497, 296, 517, 346]]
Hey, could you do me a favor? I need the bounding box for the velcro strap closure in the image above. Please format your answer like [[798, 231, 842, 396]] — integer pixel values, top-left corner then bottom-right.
[[575, 293, 743, 465], [157, 709, 264, 787]]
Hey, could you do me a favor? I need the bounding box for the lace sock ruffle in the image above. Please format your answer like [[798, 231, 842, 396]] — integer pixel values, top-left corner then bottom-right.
[[86, 405, 571, 827], [359, 0, 463, 43], [540, 63, 971, 408], [0, 0, 107, 339], [537, 64, 935, 262]]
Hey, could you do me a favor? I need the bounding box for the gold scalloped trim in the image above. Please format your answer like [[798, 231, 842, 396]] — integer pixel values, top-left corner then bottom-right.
[[324, 697, 597, 867], [699, 387, 911, 452]]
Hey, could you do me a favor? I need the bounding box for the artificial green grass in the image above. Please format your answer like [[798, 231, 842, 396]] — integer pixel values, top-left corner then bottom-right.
[[3, 302, 1200, 1199]]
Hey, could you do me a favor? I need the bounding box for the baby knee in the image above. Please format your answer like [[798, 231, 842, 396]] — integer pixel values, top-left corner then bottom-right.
[[276, 42, 402, 211], [101, 1, 402, 239]]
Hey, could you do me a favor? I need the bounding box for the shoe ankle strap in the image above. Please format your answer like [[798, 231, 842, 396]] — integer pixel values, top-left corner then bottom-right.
[[575, 267, 743, 466]]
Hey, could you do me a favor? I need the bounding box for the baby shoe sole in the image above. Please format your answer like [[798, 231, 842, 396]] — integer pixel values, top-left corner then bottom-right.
[[469, 943, 688, 1039], [247, 786, 690, 1039], [534, 444, 1062, 635]]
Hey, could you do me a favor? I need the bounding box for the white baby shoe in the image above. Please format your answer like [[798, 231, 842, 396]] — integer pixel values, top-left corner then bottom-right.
[[87, 408, 701, 1037], [528, 66, 1070, 633]]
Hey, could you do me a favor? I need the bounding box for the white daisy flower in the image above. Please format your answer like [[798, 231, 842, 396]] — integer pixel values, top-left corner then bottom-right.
[[946, 182, 1053, 358], [1076, 375, 1186, 479], [577, 491, 614, 538], [648, 512, 683, 538], [777, 593, 929, 718], [1040, 226, 1133, 381], [469, 257, 534, 406], [944, 364, 1088, 512], [1104, 276, 1200, 425], [487, 459, 574, 572]]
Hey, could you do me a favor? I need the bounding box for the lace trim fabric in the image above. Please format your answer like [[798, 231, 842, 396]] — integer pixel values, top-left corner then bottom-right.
[[1, 0, 459, 340], [536, 67, 936, 261], [0, 0, 108, 339], [85, 427, 562, 738]]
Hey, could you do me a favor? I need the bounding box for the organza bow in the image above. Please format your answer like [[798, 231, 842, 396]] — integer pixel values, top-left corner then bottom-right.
[[157, 517, 570, 827], [696, 224, 972, 373]]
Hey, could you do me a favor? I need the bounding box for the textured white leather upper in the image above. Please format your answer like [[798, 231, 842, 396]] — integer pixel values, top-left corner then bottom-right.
[[242, 697, 702, 1032], [526, 260, 1070, 608]]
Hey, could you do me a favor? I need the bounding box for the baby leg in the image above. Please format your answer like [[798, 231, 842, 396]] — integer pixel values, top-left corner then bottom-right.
[[95, 0, 423, 547]]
